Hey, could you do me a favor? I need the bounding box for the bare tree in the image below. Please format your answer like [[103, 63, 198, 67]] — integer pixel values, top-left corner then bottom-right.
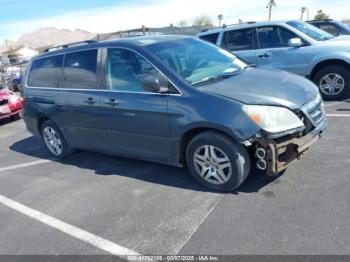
[[218, 14, 223, 27], [193, 15, 213, 27], [178, 20, 188, 27], [266, 0, 276, 21]]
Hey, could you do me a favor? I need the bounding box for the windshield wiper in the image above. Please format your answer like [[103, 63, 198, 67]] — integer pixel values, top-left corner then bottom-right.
[[192, 72, 241, 85]]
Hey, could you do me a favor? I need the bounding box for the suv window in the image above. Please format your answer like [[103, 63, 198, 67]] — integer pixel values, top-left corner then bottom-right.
[[221, 29, 254, 51], [318, 24, 341, 36], [63, 49, 98, 89], [106, 48, 160, 93], [257, 26, 298, 49], [27, 55, 63, 88], [199, 33, 219, 44]]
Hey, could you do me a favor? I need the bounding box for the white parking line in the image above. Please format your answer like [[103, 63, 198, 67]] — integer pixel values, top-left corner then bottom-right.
[[326, 114, 350, 117], [0, 159, 51, 172], [0, 194, 140, 256]]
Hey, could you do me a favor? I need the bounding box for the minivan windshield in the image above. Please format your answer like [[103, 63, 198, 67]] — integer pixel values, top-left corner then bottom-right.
[[287, 20, 334, 41], [147, 38, 247, 85]]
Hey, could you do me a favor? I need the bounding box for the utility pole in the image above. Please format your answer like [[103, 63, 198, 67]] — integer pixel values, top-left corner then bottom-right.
[[266, 0, 276, 21]]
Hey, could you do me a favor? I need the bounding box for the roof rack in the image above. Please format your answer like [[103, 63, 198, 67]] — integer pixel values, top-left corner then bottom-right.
[[306, 19, 333, 22], [42, 40, 98, 53], [200, 21, 256, 33]]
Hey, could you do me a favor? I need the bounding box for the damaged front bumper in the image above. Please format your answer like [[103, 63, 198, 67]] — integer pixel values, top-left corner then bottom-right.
[[253, 117, 328, 176]]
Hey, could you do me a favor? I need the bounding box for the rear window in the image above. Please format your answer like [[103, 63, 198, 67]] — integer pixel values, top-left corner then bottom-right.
[[199, 33, 219, 44], [27, 55, 63, 88], [63, 49, 98, 89]]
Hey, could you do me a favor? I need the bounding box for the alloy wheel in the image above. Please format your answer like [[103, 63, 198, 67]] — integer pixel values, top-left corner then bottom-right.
[[193, 145, 232, 185], [319, 73, 345, 96], [43, 127, 63, 156]]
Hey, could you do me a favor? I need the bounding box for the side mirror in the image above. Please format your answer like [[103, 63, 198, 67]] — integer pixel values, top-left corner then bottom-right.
[[288, 38, 303, 48], [140, 72, 169, 94]]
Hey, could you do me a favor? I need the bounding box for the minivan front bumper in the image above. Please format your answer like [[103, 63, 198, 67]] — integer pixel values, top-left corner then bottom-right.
[[255, 117, 328, 176]]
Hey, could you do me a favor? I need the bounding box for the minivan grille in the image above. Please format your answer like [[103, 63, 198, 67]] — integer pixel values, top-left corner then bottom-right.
[[302, 93, 325, 127]]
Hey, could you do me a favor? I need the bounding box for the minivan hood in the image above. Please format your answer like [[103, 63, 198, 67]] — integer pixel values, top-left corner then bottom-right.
[[327, 35, 350, 42], [198, 68, 318, 110]]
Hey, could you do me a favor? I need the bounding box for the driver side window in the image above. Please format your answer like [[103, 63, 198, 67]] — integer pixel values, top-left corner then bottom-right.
[[106, 48, 160, 93], [257, 26, 300, 49]]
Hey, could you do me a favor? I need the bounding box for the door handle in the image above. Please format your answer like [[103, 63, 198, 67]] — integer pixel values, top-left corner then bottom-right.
[[258, 53, 270, 58], [83, 97, 96, 105], [104, 99, 119, 106]]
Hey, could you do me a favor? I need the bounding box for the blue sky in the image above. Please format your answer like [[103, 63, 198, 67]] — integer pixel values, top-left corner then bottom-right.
[[0, 0, 349, 41]]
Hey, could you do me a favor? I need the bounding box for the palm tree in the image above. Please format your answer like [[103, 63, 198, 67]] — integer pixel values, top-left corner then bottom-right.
[[300, 7, 307, 21], [218, 14, 223, 27], [266, 0, 276, 21]]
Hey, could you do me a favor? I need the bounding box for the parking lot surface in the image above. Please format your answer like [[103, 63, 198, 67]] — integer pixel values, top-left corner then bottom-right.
[[0, 100, 349, 256]]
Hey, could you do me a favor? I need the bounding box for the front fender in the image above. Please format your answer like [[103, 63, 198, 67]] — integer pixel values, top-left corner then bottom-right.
[[308, 51, 350, 75]]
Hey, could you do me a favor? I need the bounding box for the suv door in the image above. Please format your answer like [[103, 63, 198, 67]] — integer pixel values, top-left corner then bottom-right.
[[54, 49, 105, 149], [99, 48, 171, 162], [220, 28, 257, 65], [256, 26, 307, 75]]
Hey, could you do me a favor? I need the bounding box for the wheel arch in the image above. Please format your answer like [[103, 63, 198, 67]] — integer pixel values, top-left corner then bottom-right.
[[310, 59, 350, 80], [178, 126, 244, 165]]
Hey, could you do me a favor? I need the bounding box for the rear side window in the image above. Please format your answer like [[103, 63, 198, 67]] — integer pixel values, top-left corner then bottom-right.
[[199, 33, 219, 44], [319, 24, 340, 36], [63, 49, 98, 89], [221, 29, 254, 51], [27, 55, 63, 88]]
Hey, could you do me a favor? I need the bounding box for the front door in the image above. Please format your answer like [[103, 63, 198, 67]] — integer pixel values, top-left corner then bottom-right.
[[99, 48, 171, 162], [256, 26, 307, 75]]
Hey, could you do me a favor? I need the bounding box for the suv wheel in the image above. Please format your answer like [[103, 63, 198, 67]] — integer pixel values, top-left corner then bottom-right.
[[41, 120, 73, 159], [186, 131, 250, 191], [314, 65, 350, 100]]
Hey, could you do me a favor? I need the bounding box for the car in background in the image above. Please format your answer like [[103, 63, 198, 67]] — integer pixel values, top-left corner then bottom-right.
[[0, 84, 24, 120], [197, 20, 350, 100], [307, 19, 350, 36], [22, 37, 327, 191]]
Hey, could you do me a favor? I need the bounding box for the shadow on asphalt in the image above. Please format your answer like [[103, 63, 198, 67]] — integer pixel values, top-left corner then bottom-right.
[[9, 136, 279, 194], [0, 117, 21, 126]]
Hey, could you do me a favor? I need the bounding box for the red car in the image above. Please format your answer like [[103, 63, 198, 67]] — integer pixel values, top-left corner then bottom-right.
[[0, 86, 24, 120]]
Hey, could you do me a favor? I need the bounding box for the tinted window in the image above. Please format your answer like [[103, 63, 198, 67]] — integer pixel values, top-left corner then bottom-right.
[[221, 29, 254, 51], [257, 26, 298, 48], [287, 21, 334, 41], [319, 24, 340, 36], [27, 55, 63, 87], [106, 49, 160, 93], [199, 33, 219, 44], [63, 49, 98, 89]]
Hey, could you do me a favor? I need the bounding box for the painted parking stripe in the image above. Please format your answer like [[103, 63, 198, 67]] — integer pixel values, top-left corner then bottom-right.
[[0, 194, 140, 256], [326, 114, 350, 117], [0, 159, 51, 172]]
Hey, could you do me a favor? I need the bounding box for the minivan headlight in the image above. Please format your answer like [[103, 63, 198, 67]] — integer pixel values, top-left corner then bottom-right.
[[242, 105, 304, 133]]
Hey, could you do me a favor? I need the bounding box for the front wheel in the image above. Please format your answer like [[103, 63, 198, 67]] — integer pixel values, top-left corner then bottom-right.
[[186, 131, 251, 192], [40, 120, 74, 159], [314, 65, 350, 100]]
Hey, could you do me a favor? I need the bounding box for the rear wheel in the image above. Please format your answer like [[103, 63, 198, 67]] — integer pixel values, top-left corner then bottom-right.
[[40, 120, 74, 159], [314, 65, 350, 100], [186, 131, 251, 191]]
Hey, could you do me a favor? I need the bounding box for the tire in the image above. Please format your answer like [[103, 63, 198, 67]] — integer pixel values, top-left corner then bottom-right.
[[313, 65, 350, 100], [40, 120, 74, 159], [186, 131, 251, 192]]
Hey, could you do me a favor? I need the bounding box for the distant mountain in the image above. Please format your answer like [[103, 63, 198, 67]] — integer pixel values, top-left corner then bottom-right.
[[9, 27, 96, 50]]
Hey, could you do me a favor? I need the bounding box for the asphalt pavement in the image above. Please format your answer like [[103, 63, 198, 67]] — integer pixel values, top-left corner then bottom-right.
[[0, 100, 349, 257]]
